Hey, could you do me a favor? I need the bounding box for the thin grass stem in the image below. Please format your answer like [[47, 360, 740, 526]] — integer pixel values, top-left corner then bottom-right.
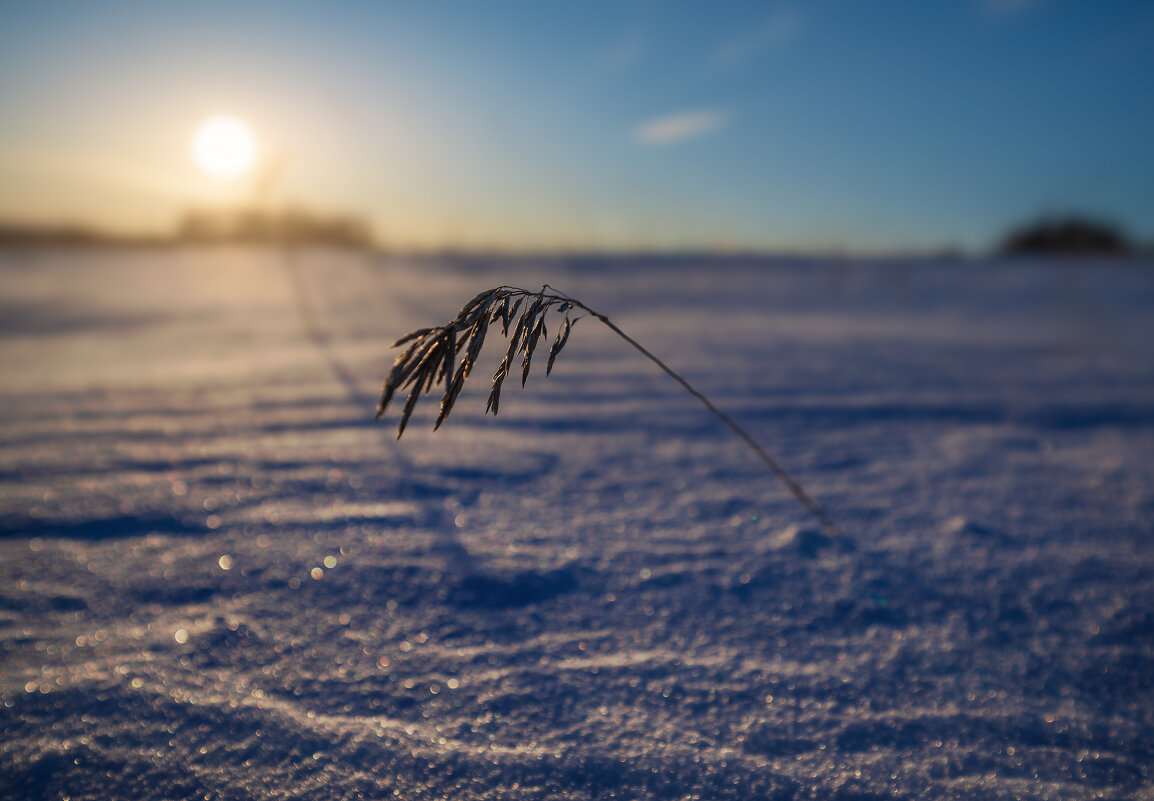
[[377, 285, 843, 540]]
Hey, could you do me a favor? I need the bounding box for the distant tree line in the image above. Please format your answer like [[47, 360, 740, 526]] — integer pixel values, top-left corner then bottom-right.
[[0, 224, 164, 247], [175, 206, 373, 248], [0, 207, 374, 249]]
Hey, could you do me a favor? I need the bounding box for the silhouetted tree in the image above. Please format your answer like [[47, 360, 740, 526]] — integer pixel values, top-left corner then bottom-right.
[[1000, 217, 1131, 255]]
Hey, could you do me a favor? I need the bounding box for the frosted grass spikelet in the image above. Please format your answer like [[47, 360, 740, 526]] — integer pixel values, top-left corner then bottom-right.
[[376, 285, 844, 539]]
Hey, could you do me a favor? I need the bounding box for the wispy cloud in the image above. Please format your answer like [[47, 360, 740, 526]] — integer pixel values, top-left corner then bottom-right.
[[716, 7, 802, 67], [634, 109, 729, 146]]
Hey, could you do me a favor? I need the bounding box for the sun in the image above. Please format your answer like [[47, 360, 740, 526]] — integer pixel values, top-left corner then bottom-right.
[[191, 115, 257, 180]]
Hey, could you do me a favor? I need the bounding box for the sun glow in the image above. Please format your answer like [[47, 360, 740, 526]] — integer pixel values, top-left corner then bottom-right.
[[191, 115, 257, 180]]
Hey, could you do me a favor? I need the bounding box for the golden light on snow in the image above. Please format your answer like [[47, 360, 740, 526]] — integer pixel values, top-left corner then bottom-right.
[[191, 115, 257, 180]]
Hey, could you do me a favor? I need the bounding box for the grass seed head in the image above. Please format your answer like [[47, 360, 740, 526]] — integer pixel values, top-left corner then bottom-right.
[[375, 283, 844, 540]]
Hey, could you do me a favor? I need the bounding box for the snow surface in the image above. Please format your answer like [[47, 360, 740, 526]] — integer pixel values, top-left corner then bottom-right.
[[1, 248, 1152, 800]]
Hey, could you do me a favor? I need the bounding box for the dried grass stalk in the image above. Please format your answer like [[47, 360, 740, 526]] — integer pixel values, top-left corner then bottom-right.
[[376, 284, 843, 539]]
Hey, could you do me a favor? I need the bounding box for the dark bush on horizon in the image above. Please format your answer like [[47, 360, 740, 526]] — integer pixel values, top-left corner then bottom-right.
[[999, 216, 1131, 256]]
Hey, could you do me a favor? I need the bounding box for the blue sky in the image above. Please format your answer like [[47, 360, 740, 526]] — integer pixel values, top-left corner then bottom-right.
[[1, 0, 1151, 251]]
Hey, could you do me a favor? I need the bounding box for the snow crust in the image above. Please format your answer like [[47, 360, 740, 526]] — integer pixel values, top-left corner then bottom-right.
[[2, 248, 1152, 799]]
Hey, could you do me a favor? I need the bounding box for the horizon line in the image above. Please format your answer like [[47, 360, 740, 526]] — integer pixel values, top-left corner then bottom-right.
[[1, 218, 1148, 261]]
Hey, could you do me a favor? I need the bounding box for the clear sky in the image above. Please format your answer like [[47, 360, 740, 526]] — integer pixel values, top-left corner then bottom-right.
[[1, 0, 1152, 252]]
